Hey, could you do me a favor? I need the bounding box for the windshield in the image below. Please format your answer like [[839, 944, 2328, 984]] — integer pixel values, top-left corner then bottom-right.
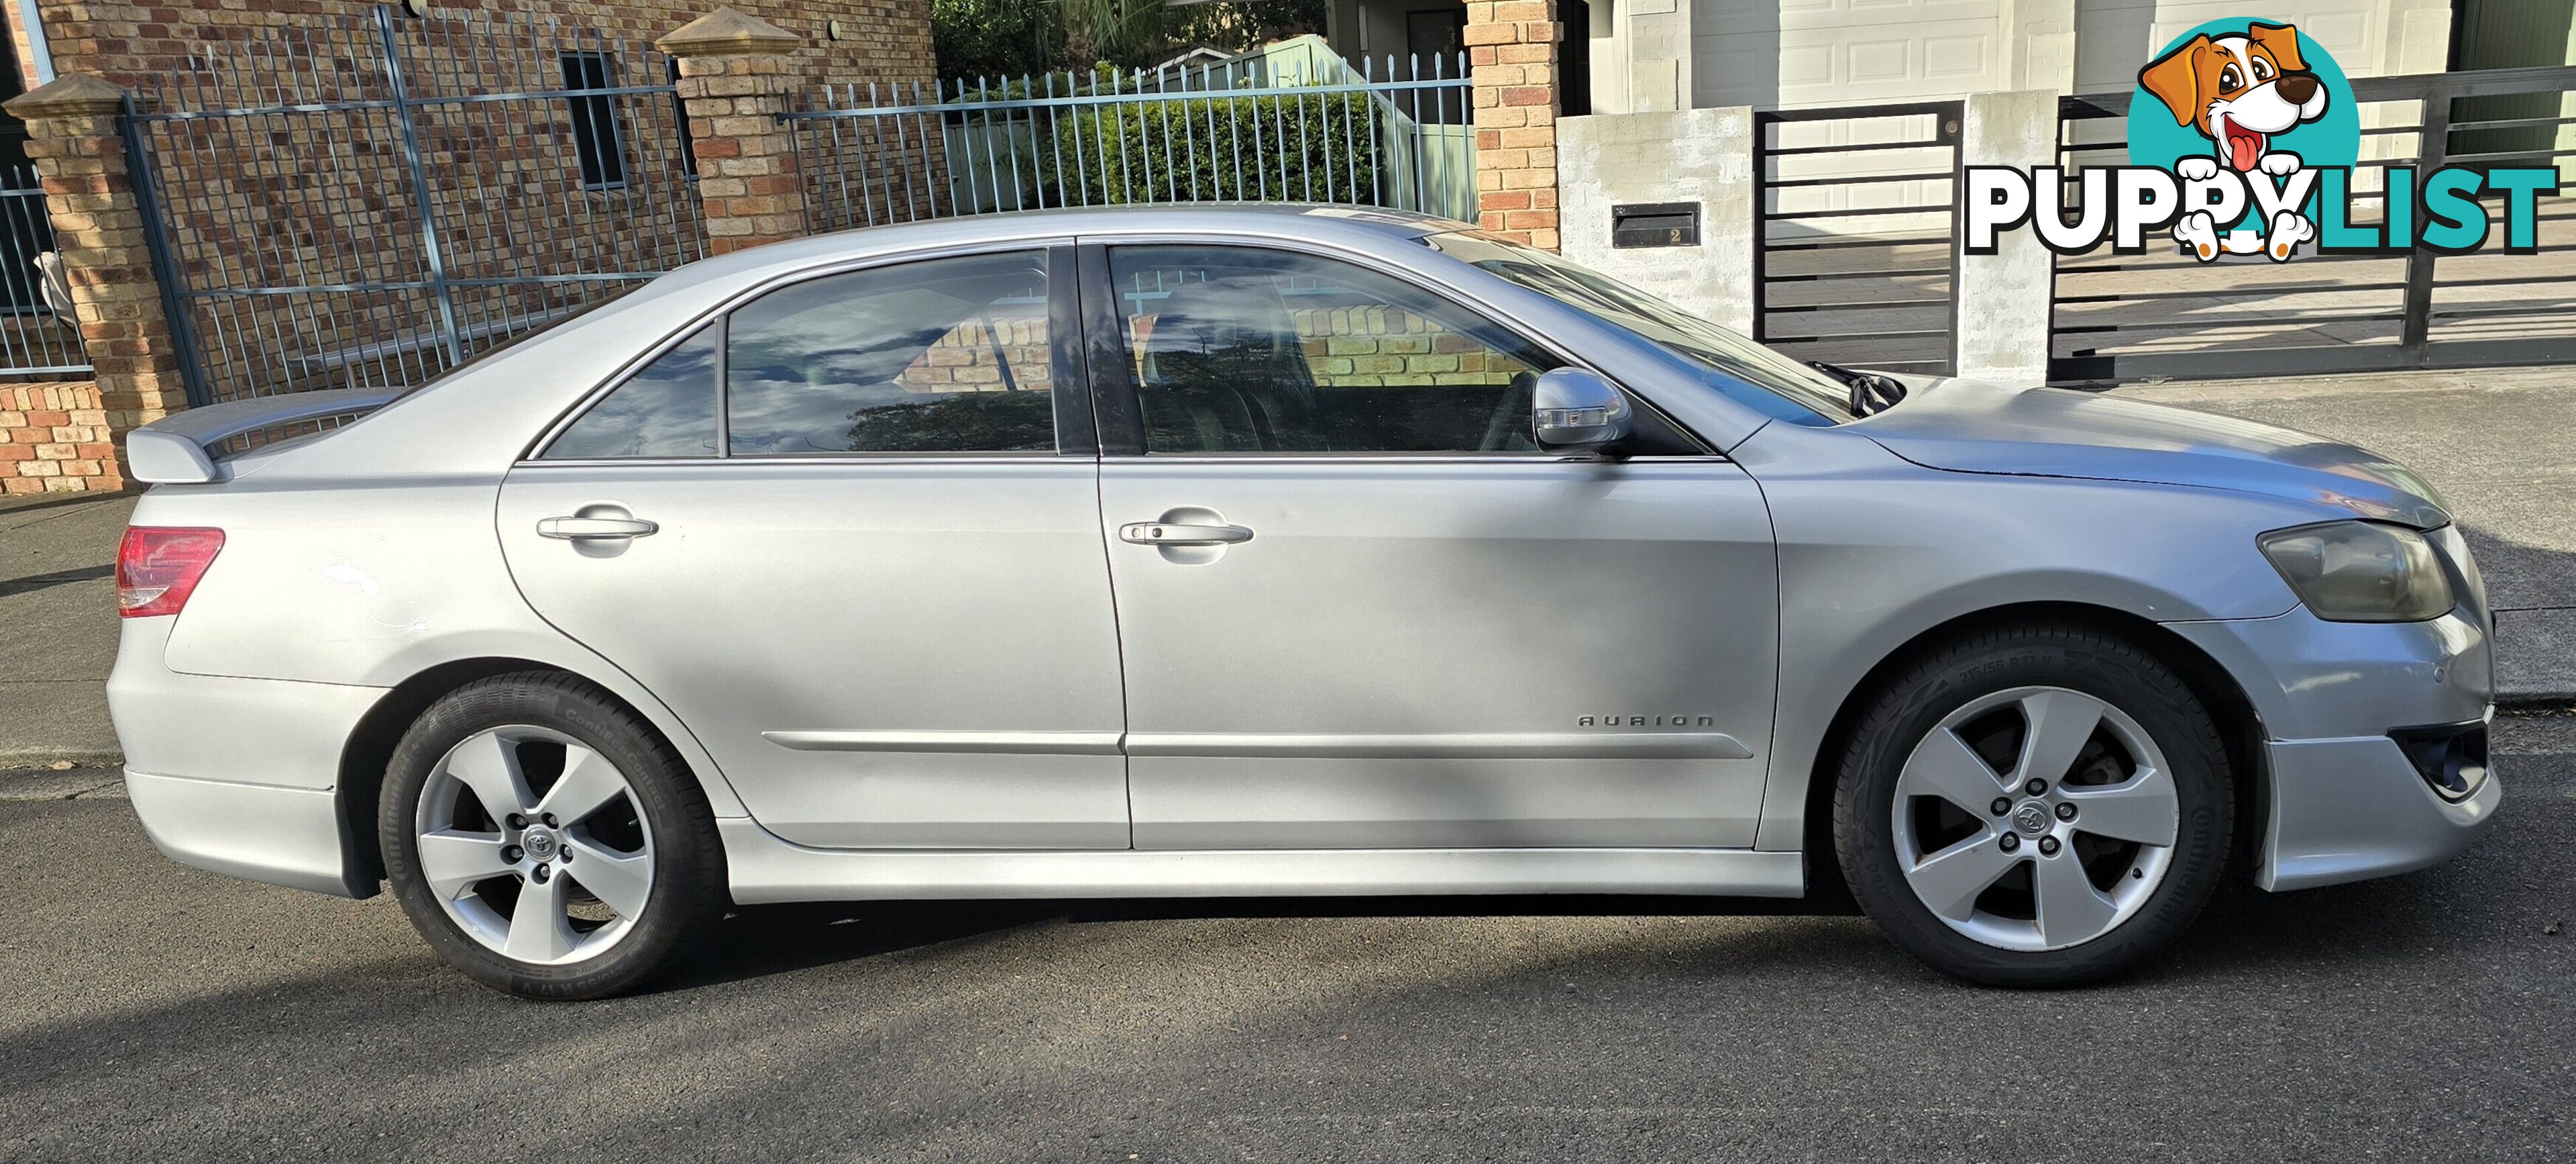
[[1425, 231, 1853, 425]]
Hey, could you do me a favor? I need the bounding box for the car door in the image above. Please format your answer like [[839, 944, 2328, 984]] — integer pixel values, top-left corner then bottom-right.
[[498, 244, 1134, 850], [1084, 241, 1781, 851]]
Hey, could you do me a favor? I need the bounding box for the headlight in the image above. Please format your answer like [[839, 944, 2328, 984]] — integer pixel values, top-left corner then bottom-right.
[[2257, 521, 2455, 623]]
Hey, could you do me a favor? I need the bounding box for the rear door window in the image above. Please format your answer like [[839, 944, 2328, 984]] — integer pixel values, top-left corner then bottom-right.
[[727, 250, 1061, 455]]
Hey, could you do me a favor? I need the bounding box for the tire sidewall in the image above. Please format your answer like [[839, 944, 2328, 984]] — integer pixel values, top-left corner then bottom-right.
[[378, 676, 722, 1000], [1835, 630, 2233, 987]]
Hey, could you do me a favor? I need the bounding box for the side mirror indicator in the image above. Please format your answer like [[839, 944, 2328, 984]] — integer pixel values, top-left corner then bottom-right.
[[1532, 367, 1633, 452]]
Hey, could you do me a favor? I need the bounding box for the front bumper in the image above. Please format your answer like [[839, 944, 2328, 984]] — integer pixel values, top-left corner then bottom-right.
[[2167, 604, 2500, 892]]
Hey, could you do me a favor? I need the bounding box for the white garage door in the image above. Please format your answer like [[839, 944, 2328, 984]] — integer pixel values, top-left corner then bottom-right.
[[2074, 0, 2388, 93], [1691, 0, 2007, 109]]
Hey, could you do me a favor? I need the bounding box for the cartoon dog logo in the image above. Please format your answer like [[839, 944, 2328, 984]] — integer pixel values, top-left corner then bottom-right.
[[2138, 21, 2329, 261]]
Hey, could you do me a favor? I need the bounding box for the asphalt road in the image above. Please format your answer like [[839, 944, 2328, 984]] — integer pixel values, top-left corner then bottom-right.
[[2, 715, 2570, 1164]]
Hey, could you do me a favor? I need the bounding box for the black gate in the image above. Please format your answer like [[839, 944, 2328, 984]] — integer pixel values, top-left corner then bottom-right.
[[1754, 101, 1962, 376], [127, 5, 706, 405], [2049, 64, 2576, 382]]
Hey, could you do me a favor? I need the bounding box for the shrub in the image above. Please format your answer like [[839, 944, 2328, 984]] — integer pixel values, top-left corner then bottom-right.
[[1036, 89, 1381, 205]]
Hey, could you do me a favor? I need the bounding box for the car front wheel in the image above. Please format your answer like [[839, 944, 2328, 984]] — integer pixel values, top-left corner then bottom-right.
[[1833, 625, 2234, 987], [379, 673, 726, 1000]]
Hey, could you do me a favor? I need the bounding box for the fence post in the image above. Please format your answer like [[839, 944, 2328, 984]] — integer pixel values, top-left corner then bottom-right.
[[1, 73, 187, 493], [1466, 0, 1560, 251], [1953, 89, 2059, 386], [1558, 108, 1757, 333], [661, 7, 809, 255]]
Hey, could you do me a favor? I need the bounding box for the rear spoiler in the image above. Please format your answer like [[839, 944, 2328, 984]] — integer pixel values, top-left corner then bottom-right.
[[125, 388, 400, 484]]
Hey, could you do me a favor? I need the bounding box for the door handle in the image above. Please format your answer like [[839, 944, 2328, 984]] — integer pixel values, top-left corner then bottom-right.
[[538, 516, 659, 540], [1120, 521, 1252, 547]]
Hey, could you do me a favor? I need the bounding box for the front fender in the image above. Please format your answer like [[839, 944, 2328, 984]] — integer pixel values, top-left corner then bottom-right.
[[1732, 423, 2328, 853]]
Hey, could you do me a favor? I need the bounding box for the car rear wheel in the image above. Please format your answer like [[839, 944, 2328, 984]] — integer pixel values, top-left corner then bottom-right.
[[379, 674, 725, 1000], [1833, 625, 2233, 987]]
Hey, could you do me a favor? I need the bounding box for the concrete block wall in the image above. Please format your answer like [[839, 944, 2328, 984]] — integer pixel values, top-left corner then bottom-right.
[[1953, 90, 2060, 386], [1559, 96, 2065, 384], [1558, 107, 1757, 335]]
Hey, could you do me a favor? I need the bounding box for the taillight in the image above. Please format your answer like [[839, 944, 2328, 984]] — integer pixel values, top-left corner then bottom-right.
[[117, 527, 225, 618]]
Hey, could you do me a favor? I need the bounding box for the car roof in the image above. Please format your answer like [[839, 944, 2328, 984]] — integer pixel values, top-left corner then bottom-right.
[[655, 203, 1473, 293]]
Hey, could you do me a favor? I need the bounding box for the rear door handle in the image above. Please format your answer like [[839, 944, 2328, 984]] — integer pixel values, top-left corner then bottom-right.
[[1120, 521, 1252, 546], [538, 516, 659, 540]]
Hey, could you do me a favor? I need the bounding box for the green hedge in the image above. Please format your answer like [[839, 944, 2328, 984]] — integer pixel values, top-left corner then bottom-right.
[[1036, 91, 1380, 205]]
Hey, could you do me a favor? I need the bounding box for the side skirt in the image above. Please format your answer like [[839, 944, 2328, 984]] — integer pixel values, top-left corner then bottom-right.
[[718, 819, 1807, 904]]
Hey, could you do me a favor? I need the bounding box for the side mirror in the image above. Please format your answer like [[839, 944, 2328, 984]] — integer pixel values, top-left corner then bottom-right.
[[1532, 367, 1632, 452]]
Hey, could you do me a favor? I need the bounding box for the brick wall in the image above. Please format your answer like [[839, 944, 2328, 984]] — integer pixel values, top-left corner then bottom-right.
[[1287, 305, 1536, 385], [896, 307, 1532, 400], [0, 380, 113, 494], [1123, 305, 1541, 388], [1466, 0, 1560, 250], [28, 1, 932, 96], [15, 1, 936, 403], [895, 315, 1053, 394]]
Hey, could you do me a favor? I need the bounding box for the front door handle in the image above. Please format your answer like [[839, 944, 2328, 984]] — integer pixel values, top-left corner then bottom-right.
[[1120, 521, 1252, 547], [538, 516, 659, 540]]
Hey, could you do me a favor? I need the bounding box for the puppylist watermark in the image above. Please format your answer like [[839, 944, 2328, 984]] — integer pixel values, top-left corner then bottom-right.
[[1965, 20, 2558, 262]]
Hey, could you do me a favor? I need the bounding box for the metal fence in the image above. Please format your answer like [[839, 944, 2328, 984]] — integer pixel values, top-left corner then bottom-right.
[[1754, 102, 1962, 376], [0, 159, 87, 378], [2050, 64, 2576, 381], [787, 50, 1477, 233], [127, 4, 705, 405]]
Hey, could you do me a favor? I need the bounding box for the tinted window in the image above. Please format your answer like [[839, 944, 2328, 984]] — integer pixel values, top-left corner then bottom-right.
[[544, 323, 718, 458], [728, 250, 1059, 455], [1108, 246, 1560, 454]]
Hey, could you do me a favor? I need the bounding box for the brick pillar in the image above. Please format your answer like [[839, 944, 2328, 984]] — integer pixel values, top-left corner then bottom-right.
[[661, 7, 809, 256], [1466, 0, 1561, 251], [2, 73, 189, 494]]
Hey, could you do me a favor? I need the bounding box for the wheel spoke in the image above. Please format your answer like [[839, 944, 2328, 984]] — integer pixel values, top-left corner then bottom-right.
[[502, 873, 575, 962], [2016, 690, 2106, 787], [417, 829, 513, 900], [445, 732, 534, 822], [1902, 830, 2018, 920], [2063, 766, 2180, 846], [564, 835, 652, 918], [2031, 849, 2121, 947], [536, 744, 629, 825], [1898, 728, 2014, 815]]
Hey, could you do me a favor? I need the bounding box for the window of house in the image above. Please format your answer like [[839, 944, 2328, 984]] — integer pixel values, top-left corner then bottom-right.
[[1106, 246, 1560, 454], [561, 51, 629, 191], [665, 58, 696, 178], [543, 323, 719, 458], [725, 250, 1060, 454]]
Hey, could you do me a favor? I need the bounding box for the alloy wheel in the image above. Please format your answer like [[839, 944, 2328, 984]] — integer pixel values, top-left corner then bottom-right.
[[1889, 686, 2180, 952], [413, 725, 656, 965]]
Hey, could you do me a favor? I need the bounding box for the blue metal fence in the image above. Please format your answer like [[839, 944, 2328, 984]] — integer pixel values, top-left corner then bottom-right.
[[787, 47, 1476, 233], [126, 5, 704, 405]]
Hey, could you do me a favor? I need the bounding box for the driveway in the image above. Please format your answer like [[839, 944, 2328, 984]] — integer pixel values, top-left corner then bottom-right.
[[2, 712, 2567, 1163]]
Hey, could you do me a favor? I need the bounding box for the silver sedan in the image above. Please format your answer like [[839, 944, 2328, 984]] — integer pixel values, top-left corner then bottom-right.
[[107, 206, 2498, 998]]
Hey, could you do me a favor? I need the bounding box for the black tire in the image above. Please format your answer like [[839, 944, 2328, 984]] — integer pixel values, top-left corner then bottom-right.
[[1832, 624, 2233, 988], [378, 672, 727, 1000]]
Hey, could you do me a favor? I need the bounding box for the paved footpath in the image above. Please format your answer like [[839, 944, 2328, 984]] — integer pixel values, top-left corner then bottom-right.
[[0, 491, 130, 768]]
